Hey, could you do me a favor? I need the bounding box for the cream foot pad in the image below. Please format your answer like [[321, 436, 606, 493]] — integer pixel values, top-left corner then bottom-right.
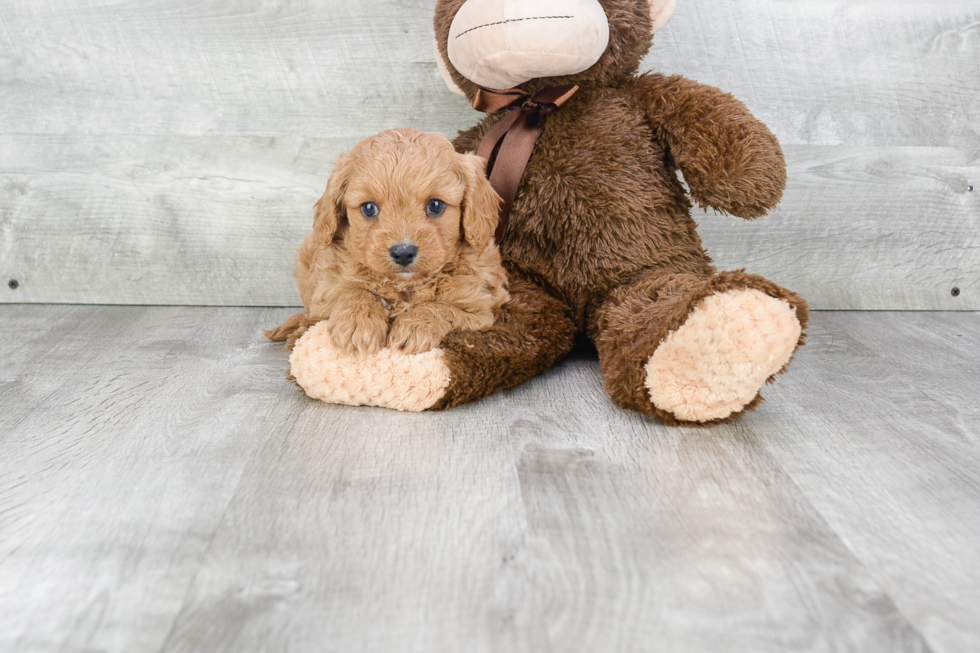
[[290, 322, 451, 412], [644, 289, 801, 423]]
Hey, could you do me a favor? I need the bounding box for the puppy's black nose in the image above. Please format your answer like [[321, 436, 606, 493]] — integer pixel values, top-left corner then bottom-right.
[[389, 243, 418, 267]]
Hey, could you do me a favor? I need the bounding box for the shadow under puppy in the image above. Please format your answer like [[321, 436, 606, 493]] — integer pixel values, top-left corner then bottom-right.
[[267, 128, 508, 356]]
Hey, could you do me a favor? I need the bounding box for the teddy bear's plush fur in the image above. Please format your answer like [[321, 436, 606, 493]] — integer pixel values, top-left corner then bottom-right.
[[285, 0, 808, 424]]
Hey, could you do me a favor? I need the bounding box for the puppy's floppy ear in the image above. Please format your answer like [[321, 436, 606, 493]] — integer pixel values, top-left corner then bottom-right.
[[313, 152, 353, 246], [458, 153, 501, 251]]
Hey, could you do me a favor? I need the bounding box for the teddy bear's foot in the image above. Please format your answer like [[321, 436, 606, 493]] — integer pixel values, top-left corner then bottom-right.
[[290, 321, 451, 412], [644, 288, 802, 423]]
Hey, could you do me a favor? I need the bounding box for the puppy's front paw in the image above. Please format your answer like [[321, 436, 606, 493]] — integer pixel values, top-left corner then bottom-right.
[[388, 314, 451, 355], [329, 308, 389, 356]]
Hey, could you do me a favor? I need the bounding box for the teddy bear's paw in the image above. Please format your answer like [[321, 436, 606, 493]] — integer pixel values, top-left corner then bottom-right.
[[289, 321, 451, 412], [644, 288, 801, 423]]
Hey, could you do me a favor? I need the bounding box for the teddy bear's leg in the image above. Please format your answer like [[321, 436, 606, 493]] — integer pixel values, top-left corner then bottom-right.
[[432, 275, 577, 409], [590, 269, 808, 425], [290, 275, 576, 412]]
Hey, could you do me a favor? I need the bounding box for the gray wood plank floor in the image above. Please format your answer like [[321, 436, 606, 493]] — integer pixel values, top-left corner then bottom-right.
[[1, 306, 978, 653]]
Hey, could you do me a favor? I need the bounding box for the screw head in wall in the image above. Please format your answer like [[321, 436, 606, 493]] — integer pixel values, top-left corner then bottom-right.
[[951, 287, 961, 297], [7, 279, 18, 290]]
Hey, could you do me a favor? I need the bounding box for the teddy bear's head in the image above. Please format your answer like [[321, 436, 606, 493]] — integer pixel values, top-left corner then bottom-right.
[[434, 0, 675, 97]]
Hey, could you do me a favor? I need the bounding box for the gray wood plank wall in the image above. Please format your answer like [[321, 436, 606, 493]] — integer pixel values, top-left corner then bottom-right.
[[1, 0, 977, 309]]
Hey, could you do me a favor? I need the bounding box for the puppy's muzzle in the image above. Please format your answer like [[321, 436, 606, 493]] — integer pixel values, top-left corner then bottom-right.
[[389, 243, 419, 267]]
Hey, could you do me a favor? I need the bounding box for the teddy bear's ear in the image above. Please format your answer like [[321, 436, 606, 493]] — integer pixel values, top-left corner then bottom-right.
[[649, 0, 677, 33], [434, 37, 465, 97]]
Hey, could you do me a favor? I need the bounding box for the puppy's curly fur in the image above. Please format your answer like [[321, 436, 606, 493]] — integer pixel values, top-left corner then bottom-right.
[[266, 128, 509, 355]]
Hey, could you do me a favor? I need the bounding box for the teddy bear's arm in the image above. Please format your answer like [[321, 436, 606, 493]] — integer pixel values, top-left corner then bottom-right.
[[626, 73, 787, 219]]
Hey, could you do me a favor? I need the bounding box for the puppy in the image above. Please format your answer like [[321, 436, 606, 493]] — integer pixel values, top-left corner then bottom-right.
[[266, 128, 508, 356]]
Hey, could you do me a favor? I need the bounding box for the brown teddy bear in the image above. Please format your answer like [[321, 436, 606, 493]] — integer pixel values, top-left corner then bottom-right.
[[283, 0, 808, 425]]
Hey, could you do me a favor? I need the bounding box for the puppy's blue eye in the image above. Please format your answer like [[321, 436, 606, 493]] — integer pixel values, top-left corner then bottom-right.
[[360, 202, 379, 219], [426, 199, 446, 217]]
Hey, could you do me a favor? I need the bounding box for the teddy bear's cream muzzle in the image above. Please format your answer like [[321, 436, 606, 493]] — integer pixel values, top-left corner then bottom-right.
[[447, 0, 611, 90], [441, 0, 677, 92]]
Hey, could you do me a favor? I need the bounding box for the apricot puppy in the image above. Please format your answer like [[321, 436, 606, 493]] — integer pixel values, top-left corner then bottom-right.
[[266, 128, 508, 356]]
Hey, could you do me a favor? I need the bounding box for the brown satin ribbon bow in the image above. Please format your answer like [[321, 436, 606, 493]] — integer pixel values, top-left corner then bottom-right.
[[473, 84, 579, 242]]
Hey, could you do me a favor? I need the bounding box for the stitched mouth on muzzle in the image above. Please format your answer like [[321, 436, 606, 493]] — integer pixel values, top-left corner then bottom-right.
[[455, 15, 574, 39]]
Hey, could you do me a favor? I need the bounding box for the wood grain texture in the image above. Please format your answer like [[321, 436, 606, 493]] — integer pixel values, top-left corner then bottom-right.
[[1, 0, 976, 145], [1, 0, 978, 308], [0, 0, 471, 136], [159, 366, 926, 653], [650, 1, 980, 148], [699, 146, 979, 311], [0, 306, 305, 652], [0, 135, 335, 306], [821, 311, 980, 423], [2, 140, 975, 309], [3, 306, 980, 651], [743, 312, 980, 653]]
